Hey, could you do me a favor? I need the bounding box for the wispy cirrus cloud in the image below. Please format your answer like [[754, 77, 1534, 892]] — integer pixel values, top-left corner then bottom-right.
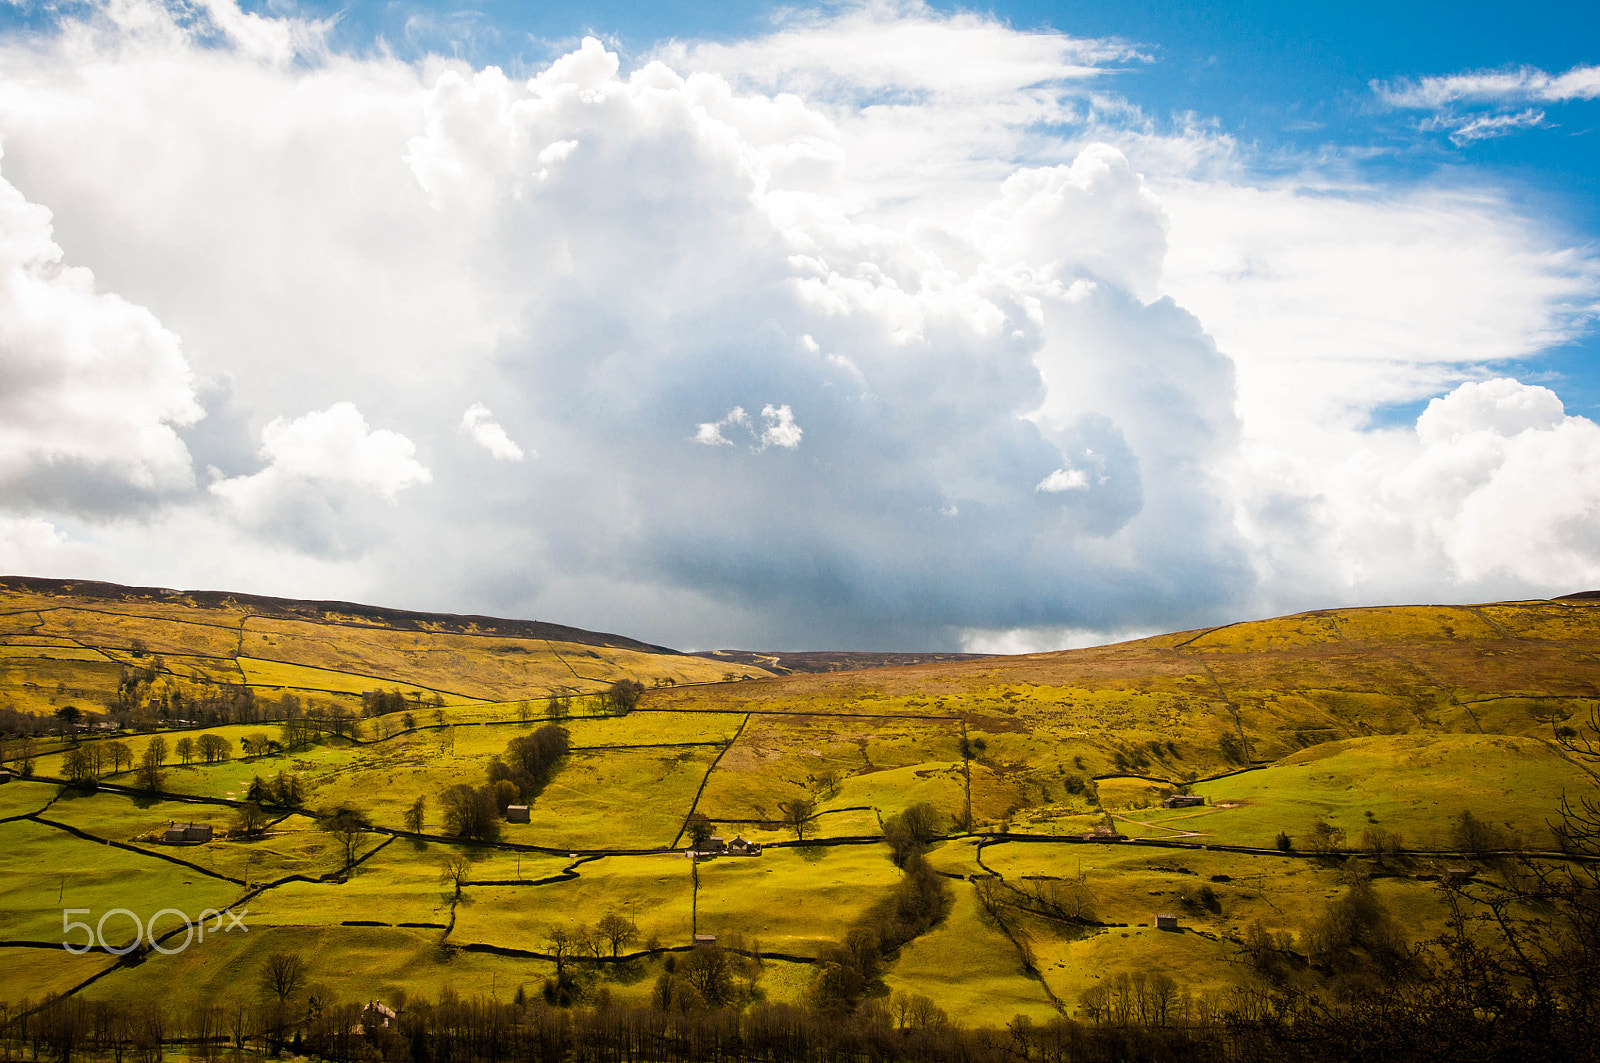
[[1374, 62, 1599, 145], [1375, 63, 1600, 108], [1433, 108, 1548, 145]]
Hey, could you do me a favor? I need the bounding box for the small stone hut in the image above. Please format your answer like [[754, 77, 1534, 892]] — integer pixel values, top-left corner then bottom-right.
[[1161, 794, 1205, 809], [1156, 914, 1180, 931], [506, 805, 530, 824]]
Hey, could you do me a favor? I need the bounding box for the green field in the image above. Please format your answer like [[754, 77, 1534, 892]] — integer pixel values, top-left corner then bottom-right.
[[0, 583, 1597, 1033]]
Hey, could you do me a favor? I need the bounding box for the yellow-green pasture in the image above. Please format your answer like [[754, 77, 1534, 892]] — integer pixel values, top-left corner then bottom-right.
[[512, 748, 721, 850], [237, 617, 770, 702], [1033, 922, 1243, 1016], [237, 657, 473, 702], [40, 793, 380, 883], [248, 839, 461, 928], [0, 645, 111, 662], [32, 606, 244, 660], [0, 946, 115, 1001], [701, 714, 964, 824], [695, 843, 904, 958], [452, 852, 693, 954], [0, 655, 120, 717], [882, 878, 1057, 1028], [0, 777, 54, 818], [979, 840, 1467, 967], [1177, 733, 1590, 851], [76, 924, 556, 1012], [0, 818, 243, 953]]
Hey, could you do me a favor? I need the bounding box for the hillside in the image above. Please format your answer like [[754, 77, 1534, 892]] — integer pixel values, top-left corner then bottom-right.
[[0, 575, 776, 719], [0, 589, 1596, 1027]]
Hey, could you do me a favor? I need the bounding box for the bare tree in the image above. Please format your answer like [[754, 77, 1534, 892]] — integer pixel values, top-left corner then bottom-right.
[[405, 795, 426, 834], [545, 926, 573, 980], [320, 806, 369, 872], [235, 803, 270, 838], [260, 952, 306, 1003], [779, 796, 816, 842], [439, 855, 472, 900], [596, 911, 639, 957], [13, 735, 36, 775]]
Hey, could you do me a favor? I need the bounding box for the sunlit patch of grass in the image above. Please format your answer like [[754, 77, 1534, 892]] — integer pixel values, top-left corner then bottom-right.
[[695, 844, 902, 957], [451, 853, 693, 951], [882, 879, 1057, 1027]]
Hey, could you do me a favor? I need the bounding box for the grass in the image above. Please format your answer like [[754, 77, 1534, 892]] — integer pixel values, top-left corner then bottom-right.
[[1183, 733, 1590, 851], [881, 879, 1057, 1027], [452, 853, 693, 951], [0, 946, 116, 1000], [0, 819, 243, 958], [237, 657, 469, 701], [1, 588, 1597, 1020], [1034, 922, 1243, 1015], [0, 777, 54, 818], [516, 748, 721, 849], [695, 844, 903, 957], [76, 924, 556, 1010]]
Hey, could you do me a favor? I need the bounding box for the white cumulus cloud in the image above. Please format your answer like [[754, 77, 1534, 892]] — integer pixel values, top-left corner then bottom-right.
[[0, 2, 1594, 650], [759, 404, 802, 449], [693, 405, 802, 450], [0, 152, 201, 513], [1036, 468, 1089, 492], [461, 403, 527, 461]]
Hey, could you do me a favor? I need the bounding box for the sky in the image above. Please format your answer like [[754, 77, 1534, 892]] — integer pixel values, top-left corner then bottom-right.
[[0, 0, 1596, 652]]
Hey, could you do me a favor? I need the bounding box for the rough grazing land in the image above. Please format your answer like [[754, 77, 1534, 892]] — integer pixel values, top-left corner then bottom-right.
[[0, 582, 1597, 1027]]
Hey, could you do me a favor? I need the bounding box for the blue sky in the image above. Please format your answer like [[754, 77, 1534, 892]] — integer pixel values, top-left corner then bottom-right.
[[0, 0, 1595, 649]]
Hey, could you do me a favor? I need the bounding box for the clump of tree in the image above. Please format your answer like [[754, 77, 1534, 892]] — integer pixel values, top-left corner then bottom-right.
[[245, 770, 305, 807], [361, 689, 411, 717], [1176, 883, 1222, 915], [808, 805, 954, 1013], [405, 795, 426, 834], [1305, 818, 1346, 855], [1303, 877, 1413, 990], [684, 811, 715, 849], [439, 784, 501, 842], [234, 803, 271, 838], [881, 802, 944, 867], [486, 724, 570, 804], [239, 732, 277, 758], [1078, 970, 1189, 1027], [1450, 809, 1513, 859], [652, 935, 762, 1012], [104, 740, 133, 774], [601, 679, 645, 714], [196, 733, 233, 764], [9, 735, 38, 776], [61, 744, 101, 787]]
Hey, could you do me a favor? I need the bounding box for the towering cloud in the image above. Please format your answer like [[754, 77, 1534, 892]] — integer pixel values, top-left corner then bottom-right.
[[0, 0, 1593, 649]]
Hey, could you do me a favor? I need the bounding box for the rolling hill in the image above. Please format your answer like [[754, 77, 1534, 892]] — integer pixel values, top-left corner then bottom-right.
[[0, 582, 1596, 1027]]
